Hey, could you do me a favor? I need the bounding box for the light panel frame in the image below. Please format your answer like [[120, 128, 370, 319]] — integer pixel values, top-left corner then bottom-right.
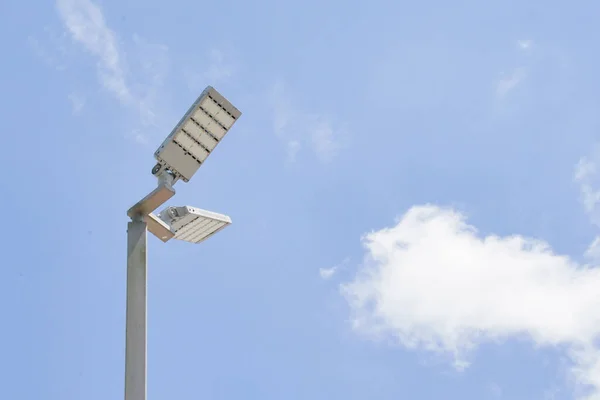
[[154, 86, 241, 182]]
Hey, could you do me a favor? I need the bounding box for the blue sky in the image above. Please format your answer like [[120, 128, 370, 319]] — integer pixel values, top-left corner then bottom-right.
[[2, 0, 600, 399]]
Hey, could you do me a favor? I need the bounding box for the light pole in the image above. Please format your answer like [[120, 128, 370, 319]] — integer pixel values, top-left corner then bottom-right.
[[125, 86, 241, 400]]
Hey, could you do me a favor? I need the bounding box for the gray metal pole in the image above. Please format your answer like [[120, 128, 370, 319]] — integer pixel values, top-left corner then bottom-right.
[[125, 219, 147, 400]]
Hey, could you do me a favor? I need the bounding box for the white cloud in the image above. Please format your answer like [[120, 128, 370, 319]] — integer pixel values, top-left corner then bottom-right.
[[575, 152, 600, 226], [286, 140, 301, 163], [496, 67, 526, 98], [493, 41, 533, 100], [270, 80, 344, 163], [68, 92, 85, 114], [544, 386, 561, 400], [270, 79, 294, 136], [341, 205, 600, 399], [576, 157, 597, 182], [489, 382, 503, 398], [311, 119, 341, 163], [319, 266, 338, 280], [575, 151, 600, 267], [585, 237, 600, 261], [518, 39, 533, 50], [126, 129, 148, 146], [320, 258, 349, 280]]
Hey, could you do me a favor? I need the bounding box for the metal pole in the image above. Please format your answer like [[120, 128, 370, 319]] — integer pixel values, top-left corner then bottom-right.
[[125, 218, 147, 400]]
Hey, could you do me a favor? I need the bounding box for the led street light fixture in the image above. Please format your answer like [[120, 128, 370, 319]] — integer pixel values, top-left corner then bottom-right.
[[156, 206, 232, 244], [154, 86, 241, 183]]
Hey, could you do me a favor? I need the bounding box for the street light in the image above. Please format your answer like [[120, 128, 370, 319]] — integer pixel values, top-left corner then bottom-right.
[[125, 86, 241, 400]]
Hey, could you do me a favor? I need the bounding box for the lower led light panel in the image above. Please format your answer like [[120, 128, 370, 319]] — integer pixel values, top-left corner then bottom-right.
[[157, 206, 232, 244]]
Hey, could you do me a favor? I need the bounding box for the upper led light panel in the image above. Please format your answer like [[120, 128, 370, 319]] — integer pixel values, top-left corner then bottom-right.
[[154, 86, 241, 182]]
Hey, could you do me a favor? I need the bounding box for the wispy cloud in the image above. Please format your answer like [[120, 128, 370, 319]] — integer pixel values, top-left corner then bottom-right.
[[575, 150, 600, 225], [68, 92, 85, 114], [28, 28, 70, 71], [319, 258, 349, 280], [126, 129, 149, 146], [544, 386, 561, 400], [342, 205, 600, 398], [517, 39, 533, 50], [183, 48, 236, 93], [494, 40, 533, 99], [311, 118, 342, 163], [54, 0, 170, 143], [489, 383, 503, 398], [574, 149, 600, 264], [56, 0, 130, 103], [319, 267, 338, 280], [585, 237, 600, 262], [270, 79, 344, 163], [204, 49, 235, 83], [495, 67, 526, 98], [129, 34, 170, 128], [286, 140, 301, 163]]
